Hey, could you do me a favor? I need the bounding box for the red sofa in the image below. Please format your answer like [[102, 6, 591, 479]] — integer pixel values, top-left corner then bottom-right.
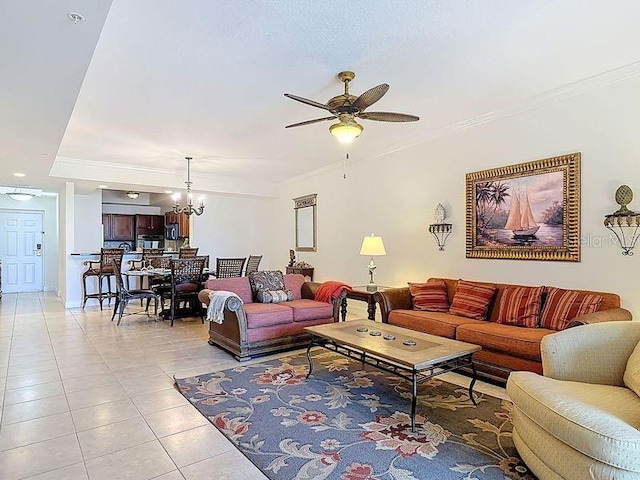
[[198, 274, 345, 361]]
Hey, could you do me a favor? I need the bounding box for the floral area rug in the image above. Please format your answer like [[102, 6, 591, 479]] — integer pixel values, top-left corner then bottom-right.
[[175, 350, 536, 480]]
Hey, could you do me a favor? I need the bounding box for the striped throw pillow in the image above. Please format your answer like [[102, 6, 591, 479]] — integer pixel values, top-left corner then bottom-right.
[[496, 286, 544, 327], [540, 287, 604, 330], [448, 280, 496, 320], [409, 281, 449, 312]]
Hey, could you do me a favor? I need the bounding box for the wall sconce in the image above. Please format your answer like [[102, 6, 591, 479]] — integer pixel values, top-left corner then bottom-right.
[[604, 185, 640, 255], [126, 191, 140, 199], [428, 203, 452, 251]]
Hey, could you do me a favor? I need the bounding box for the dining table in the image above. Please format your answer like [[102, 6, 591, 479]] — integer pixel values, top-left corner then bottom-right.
[[123, 267, 213, 320]]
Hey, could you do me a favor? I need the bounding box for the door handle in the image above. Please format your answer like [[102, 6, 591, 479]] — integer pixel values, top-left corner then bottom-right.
[[35, 243, 42, 256]]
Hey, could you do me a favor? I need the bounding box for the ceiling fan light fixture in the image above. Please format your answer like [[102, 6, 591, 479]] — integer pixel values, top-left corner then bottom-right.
[[329, 116, 363, 144]]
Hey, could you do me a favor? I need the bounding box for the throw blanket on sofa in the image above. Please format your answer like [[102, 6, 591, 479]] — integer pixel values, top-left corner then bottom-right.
[[315, 281, 352, 303], [207, 290, 243, 324]]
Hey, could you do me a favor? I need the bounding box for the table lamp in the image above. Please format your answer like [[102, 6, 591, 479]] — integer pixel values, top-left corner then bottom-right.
[[360, 234, 386, 292]]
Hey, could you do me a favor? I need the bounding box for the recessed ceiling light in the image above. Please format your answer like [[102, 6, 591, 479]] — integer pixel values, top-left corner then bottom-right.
[[67, 12, 85, 23], [164, 190, 173, 194], [98, 185, 108, 189], [13, 173, 26, 177]]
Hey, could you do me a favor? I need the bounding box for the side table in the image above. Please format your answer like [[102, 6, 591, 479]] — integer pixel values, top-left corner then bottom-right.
[[286, 266, 314, 281], [341, 285, 392, 321]]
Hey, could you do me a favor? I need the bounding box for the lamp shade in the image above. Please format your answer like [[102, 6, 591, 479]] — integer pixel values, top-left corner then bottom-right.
[[329, 117, 363, 144], [360, 235, 386, 256]]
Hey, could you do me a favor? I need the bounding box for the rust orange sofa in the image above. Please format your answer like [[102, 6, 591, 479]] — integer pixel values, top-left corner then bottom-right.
[[375, 278, 632, 381]]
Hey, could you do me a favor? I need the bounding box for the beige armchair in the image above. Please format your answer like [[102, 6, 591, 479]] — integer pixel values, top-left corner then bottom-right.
[[507, 321, 640, 480]]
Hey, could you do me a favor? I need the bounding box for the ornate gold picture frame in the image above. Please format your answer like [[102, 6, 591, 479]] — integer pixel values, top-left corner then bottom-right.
[[466, 152, 580, 261]]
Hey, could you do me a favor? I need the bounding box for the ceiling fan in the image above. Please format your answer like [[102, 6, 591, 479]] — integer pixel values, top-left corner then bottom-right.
[[284, 71, 419, 144]]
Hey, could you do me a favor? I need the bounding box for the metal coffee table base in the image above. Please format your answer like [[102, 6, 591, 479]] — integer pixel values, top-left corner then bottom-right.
[[306, 336, 478, 432]]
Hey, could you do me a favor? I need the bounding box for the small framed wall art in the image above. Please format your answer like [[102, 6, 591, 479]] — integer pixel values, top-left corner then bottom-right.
[[465, 152, 580, 261]]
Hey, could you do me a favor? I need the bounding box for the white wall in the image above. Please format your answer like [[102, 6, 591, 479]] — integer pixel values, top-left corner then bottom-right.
[[273, 74, 640, 315], [59, 182, 74, 305], [0, 194, 58, 292], [74, 190, 103, 252], [102, 190, 163, 215], [190, 194, 277, 269], [102, 204, 163, 215]]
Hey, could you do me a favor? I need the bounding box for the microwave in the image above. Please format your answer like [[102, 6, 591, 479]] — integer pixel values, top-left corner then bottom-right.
[[165, 223, 179, 240]]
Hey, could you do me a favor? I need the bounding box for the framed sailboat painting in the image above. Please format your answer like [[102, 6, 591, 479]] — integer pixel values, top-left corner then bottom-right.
[[465, 152, 580, 261]]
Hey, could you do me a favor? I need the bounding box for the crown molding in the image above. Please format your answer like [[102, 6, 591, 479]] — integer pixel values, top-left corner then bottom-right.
[[50, 157, 278, 198]]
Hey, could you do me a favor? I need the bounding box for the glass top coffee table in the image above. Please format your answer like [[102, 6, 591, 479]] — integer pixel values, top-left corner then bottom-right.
[[304, 320, 482, 432]]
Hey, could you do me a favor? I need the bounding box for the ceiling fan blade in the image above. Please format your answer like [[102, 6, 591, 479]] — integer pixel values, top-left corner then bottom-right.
[[352, 84, 389, 111], [358, 112, 420, 122], [284, 93, 332, 111], [285, 116, 336, 128]]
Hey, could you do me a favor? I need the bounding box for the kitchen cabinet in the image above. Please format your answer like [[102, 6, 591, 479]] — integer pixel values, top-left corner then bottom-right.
[[102, 214, 111, 240], [165, 211, 190, 238], [103, 214, 135, 240], [136, 215, 164, 236]]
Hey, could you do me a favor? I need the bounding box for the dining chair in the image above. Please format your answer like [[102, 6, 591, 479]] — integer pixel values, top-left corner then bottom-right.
[[147, 255, 172, 305], [110, 260, 159, 326], [162, 258, 206, 326], [179, 247, 199, 258], [195, 255, 210, 269], [244, 255, 262, 276], [82, 248, 124, 310], [195, 255, 211, 282], [147, 255, 171, 269], [216, 257, 246, 278]]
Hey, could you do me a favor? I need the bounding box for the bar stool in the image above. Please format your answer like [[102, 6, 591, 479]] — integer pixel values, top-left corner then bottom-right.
[[82, 248, 124, 310]]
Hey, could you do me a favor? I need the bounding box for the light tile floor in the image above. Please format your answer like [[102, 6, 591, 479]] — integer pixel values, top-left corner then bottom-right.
[[0, 292, 507, 479]]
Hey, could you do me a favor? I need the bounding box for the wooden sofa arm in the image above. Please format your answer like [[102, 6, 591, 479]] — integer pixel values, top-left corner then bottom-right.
[[301, 282, 347, 322], [566, 307, 632, 328], [301, 281, 321, 299], [199, 289, 244, 310], [374, 287, 412, 323], [199, 288, 250, 341]]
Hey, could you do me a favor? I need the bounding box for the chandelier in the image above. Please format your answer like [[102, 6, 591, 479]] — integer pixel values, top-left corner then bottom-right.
[[172, 157, 204, 216]]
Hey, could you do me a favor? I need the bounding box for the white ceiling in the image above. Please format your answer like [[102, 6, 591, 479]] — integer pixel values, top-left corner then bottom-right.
[[3, 1, 640, 197]]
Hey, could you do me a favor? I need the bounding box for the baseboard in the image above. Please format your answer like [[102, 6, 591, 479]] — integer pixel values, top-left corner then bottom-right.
[[65, 298, 82, 309]]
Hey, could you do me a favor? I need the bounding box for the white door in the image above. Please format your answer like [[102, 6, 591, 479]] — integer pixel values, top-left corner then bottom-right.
[[0, 210, 44, 293]]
